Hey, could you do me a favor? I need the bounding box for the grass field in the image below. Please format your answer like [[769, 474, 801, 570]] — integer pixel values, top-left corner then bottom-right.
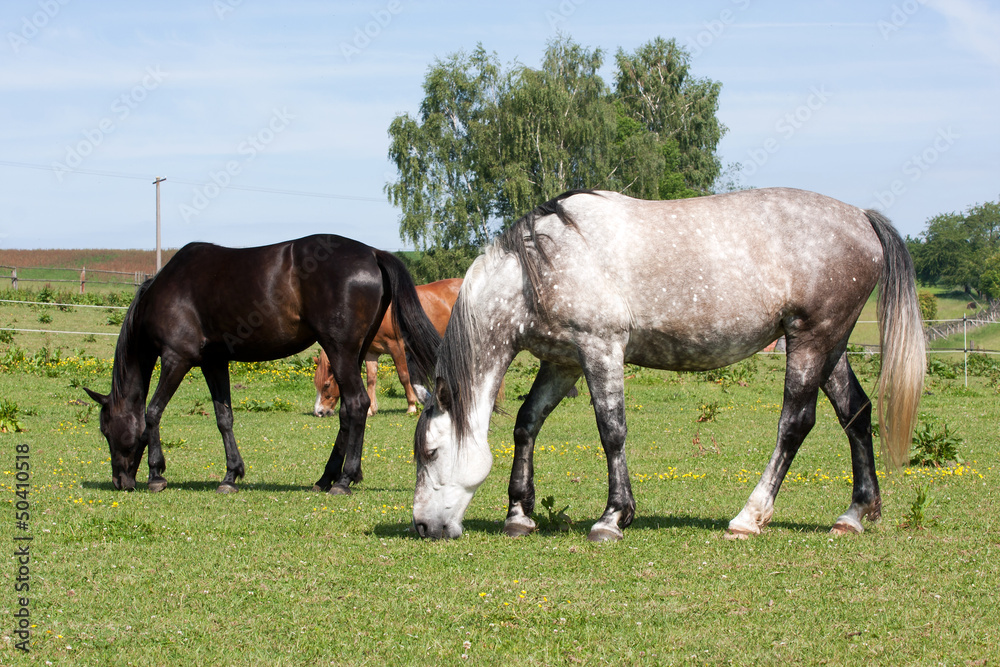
[[1, 293, 999, 665]]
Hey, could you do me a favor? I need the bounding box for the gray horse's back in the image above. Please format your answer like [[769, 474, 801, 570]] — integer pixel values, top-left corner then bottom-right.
[[529, 188, 882, 372]]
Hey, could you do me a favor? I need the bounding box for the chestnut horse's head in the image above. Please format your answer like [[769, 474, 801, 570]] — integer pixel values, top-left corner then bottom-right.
[[313, 354, 340, 417]]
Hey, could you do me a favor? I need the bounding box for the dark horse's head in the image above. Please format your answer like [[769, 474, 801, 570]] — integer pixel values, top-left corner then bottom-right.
[[85, 387, 145, 491]]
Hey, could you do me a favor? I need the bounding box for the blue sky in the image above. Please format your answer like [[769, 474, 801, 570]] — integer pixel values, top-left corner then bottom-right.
[[1, 0, 998, 251]]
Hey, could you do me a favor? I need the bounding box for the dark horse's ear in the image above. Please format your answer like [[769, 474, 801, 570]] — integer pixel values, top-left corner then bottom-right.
[[84, 387, 109, 406], [433, 377, 452, 413]]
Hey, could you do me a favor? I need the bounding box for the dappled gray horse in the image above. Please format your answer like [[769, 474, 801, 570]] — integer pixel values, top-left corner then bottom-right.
[[411, 188, 925, 541]]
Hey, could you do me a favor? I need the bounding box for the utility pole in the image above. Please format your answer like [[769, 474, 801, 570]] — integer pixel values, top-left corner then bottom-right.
[[153, 177, 166, 272]]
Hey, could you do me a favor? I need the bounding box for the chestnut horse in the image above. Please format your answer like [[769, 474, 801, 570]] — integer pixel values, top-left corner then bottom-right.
[[85, 235, 440, 495], [313, 278, 462, 417]]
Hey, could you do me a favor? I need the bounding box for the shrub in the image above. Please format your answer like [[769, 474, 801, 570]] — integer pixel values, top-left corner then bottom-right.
[[901, 483, 936, 529], [106, 308, 126, 326], [926, 357, 957, 379], [697, 401, 721, 423], [910, 419, 963, 466], [540, 495, 573, 532], [696, 356, 758, 389], [235, 397, 296, 413], [917, 291, 938, 322], [0, 399, 26, 432]]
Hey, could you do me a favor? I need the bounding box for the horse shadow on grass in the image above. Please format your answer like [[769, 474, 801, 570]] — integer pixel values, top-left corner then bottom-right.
[[371, 514, 830, 539], [82, 480, 315, 493], [628, 513, 827, 534]]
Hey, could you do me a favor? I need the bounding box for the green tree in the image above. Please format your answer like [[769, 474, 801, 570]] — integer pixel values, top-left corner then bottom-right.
[[911, 200, 1000, 297], [496, 38, 621, 220], [980, 252, 1000, 300], [613, 36, 725, 196], [385, 46, 507, 250], [386, 36, 727, 251]]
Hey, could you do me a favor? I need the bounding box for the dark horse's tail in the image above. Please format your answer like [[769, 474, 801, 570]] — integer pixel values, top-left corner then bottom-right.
[[374, 250, 441, 392], [865, 210, 926, 469]]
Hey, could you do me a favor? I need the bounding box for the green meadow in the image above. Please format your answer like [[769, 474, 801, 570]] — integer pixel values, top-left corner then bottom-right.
[[1, 293, 999, 665]]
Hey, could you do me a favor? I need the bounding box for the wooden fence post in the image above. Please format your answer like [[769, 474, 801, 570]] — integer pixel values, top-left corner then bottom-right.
[[80, 267, 86, 294], [11, 267, 16, 291]]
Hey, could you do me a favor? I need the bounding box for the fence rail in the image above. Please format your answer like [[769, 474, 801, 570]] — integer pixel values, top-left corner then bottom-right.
[[0, 265, 152, 293]]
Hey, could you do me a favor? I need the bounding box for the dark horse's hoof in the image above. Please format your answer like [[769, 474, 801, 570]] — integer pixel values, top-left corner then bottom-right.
[[216, 483, 239, 494], [327, 483, 352, 496], [147, 479, 168, 493]]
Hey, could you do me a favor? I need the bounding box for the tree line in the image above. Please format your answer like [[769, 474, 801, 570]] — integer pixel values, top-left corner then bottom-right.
[[908, 200, 1000, 302]]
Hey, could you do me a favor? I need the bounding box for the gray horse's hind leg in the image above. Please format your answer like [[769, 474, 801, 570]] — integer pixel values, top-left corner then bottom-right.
[[822, 354, 880, 534], [504, 361, 581, 537], [728, 347, 825, 538]]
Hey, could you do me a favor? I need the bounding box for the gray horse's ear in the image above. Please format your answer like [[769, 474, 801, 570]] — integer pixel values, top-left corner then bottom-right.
[[433, 377, 452, 412], [84, 387, 109, 406], [413, 382, 432, 407]]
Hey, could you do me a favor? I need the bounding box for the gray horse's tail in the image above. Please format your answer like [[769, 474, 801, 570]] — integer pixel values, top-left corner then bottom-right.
[[866, 209, 925, 468]]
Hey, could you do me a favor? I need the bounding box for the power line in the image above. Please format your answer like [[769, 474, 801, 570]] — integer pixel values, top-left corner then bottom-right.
[[0, 160, 385, 203]]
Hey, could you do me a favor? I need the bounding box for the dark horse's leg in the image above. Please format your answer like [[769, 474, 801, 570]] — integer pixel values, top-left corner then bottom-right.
[[202, 360, 245, 494], [141, 351, 193, 493], [728, 341, 832, 537], [313, 344, 371, 495], [503, 361, 581, 537], [580, 343, 635, 543], [823, 354, 881, 534]]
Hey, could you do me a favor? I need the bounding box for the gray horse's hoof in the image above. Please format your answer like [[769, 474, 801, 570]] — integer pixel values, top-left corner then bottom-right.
[[216, 483, 239, 494], [147, 479, 168, 493], [502, 522, 535, 538], [587, 524, 624, 542]]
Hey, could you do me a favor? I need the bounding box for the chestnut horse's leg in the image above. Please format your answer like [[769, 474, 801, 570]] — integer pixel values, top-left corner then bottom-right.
[[365, 353, 379, 416], [202, 360, 246, 494], [385, 338, 418, 414], [141, 351, 192, 493], [503, 361, 581, 537]]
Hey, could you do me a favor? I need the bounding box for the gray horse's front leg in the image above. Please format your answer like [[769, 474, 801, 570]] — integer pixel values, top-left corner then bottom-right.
[[580, 344, 634, 542], [504, 362, 581, 537]]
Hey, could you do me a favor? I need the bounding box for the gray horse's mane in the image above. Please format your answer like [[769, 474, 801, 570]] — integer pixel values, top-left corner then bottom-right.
[[111, 277, 154, 403], [437, 190, 598, 441]]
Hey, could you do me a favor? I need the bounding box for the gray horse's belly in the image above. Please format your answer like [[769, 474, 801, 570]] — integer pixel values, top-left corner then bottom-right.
[[624, 325, 781, 372]]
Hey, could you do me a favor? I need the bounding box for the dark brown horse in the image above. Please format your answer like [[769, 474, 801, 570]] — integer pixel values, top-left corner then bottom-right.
[[85, 235, 439, 495], [313, 278, 462, 417]]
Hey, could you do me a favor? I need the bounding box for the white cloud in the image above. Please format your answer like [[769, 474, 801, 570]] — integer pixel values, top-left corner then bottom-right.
[[926, 0, 1000, 67]]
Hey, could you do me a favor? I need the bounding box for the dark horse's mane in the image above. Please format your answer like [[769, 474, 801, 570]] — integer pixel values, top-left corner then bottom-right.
[[437, 190, 598, 442], [111, 277, 155, 403]]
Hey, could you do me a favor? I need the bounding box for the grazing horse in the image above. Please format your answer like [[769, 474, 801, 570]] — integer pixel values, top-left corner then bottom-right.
[[411, 188, 925, 541], [85, 235, 439, 495], [313, 278, 463, 417]]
